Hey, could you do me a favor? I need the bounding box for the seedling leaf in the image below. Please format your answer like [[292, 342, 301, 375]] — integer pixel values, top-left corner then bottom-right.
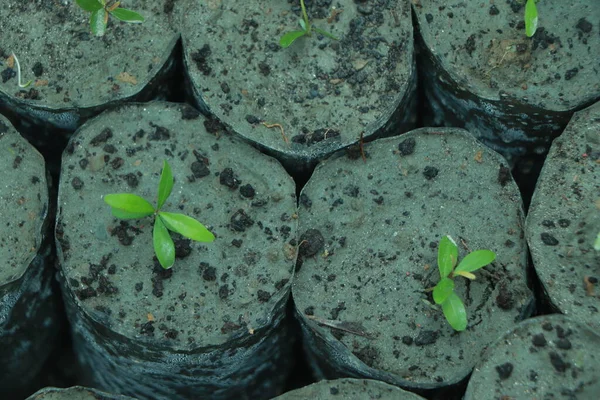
[[438, 235, 458, 279], [433, 277, 455, 305], [159, 212, 215, 242], [110, 208, 154, 220], [525, 0, 538, 37], [76, 0, 103, 12], [454, 249, 496, 275], [441, 292, 467, 331], [280, 30, 307, 48], [104, 193, 155, 215], [154, 217, 175, 269], [157, 160, 173, 210], [110, 8, 145, 23], [299, 19, 307, 31], [90, 9, 107, 36], [455, 270, 477, 280]]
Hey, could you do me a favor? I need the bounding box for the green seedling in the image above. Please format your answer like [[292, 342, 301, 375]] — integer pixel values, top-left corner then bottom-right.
[[524, 0, 539, 37], [280, 0, 338, 48], [432, 235, 496, 331], [75, 0, 144, 37], [104, 160, 215, 269], [594, 231, 600, 251]]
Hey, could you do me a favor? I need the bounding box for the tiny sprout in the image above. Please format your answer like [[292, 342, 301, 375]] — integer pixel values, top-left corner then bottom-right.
[[10, 53, 32, 88], [75, 0, 144, 37], [524, 0, 539, 38], [280, 0, 338, 48], [432, 235, 496, 331], [104, 160, 214, 269]]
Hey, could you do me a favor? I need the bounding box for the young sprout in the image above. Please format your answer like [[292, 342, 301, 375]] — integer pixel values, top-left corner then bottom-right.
[[524, 0, 539, 37], [594, 231, 600, 251], [280, 0, 338, 48], [75, 0, 144, 37], [10, 53, 32, 88], [432, 235, 496, 331], [104, 160, 215, 269]]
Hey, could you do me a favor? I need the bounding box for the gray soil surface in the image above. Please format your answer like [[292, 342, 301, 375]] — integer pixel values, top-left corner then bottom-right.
[[26, 386, 135, 400], [465, 314, 600, 400], [0, 0, 178, 127], [413, 0, 600, 110], [180, 0, 415, 168], [526, 101, 600, 331], [274, 378, 425, 400], [0, 114, 48, 285], [293, 128, 532, 389], [56, 101, 297, 349]]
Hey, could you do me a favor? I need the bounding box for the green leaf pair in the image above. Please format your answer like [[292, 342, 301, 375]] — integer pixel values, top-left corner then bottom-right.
[[280, 0, 338, 48], [104, 160, 215, 269], [432, 236, 496, 331], [75, 0, 144, 37], [524, 0, 539, 38]]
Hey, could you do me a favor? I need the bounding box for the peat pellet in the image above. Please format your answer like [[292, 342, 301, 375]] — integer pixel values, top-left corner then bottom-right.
[[526, 101, 600, 331], [413, 1, 600, 162], [0, 1, 179, 130], [180, 0, 416, 172], [0, 115, 60, 396], [464, 315, 600, 400], [273, 378, 425, 400], [26, 386, 135, 400], [292, 128, 532, 393], [55, 102, 297, 399]]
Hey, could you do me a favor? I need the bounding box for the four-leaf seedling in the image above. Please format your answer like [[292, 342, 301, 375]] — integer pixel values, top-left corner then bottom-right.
[[280, 0, 338, 48], [75, 0, 144, 37], [104, 160, 214, 269], [432, 235, 496, 331]]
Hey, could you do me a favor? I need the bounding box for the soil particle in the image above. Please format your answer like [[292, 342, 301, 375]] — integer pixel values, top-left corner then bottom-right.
[[423, 166, 439, 180], [239, 184, 255, 198], [495, 362, 514, 380], [230, 209, 254, 232], [191, 45, 212, 76], [540, 232, 559, 246], [575, 18, 593, 33], [140, 321, 155, 336], [121, 172, 139, 188], [219, 167, 240, 189], [257, 290, 272, 303], [300, 193, 312, 208], [532, 333, 547, 347], [354, 345, 380, 368], [111, 221, 136, 246], [495, 284, 514, 310], [190, 160, 210, 179], [174, 238, 192, 259], [299, 229, 325, 258], [90, 128, 113, 146], [71, 177, 84, 190], [149, 124, 171, 141], [218, 284, 230, 299], [414, 330, 439, 346], [497, 164, 511, 187], [556, 338, 572, 350], [397, 137, 416, 156], [200, 264, 217, 281], [549, 351, 569, 372]]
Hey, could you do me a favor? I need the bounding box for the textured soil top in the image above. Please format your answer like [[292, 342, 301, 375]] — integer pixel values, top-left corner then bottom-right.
[[414, 0, 600, 110], [56, 102, 296, 349], [0, 114, 48, 284]]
